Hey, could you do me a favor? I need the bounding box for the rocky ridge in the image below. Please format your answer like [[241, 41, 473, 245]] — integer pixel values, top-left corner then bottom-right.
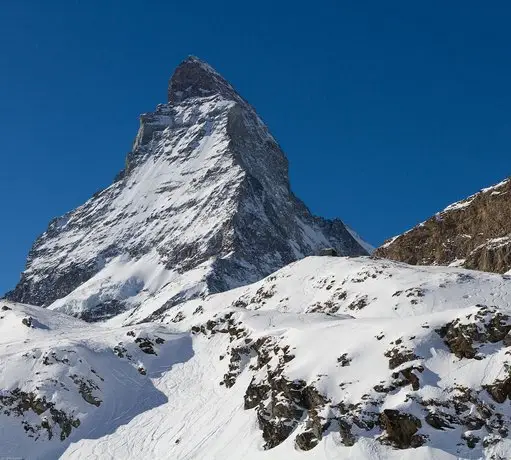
[[375, 177, 511, 273]]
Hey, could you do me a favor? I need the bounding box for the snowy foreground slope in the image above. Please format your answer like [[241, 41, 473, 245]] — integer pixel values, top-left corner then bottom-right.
[[4, 256, 511, 459]]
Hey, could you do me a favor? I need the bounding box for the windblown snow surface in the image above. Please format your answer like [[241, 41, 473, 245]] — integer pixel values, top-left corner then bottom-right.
[[3, 256, 511, 459]]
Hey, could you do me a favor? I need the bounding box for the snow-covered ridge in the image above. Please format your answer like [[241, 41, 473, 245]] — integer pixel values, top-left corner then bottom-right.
[[0, 300, 192, 460]]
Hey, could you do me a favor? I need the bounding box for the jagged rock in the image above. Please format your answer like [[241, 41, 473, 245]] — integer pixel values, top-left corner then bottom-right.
[[244, 379, 270, 409], [0, 389, 81, 441], [295, 430, 319, 451], [462, 433, 480, 449], [395, 366, 423, 391], [339, 420, 356, 446], [70, 375, 102, 407], [425, 412, 453, 430], [484, 376, 511, 403], [21, 316, 32, 328], [376, 177, 511, 273], [135, 337, 157, 355], [337, 353, 351, 367], [379, 409, 423, 449], [437, 306, 511, 359], [384, 346, 419, 370]]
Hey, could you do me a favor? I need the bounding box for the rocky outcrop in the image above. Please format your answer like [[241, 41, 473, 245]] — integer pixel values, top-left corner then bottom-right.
[[0, 389, 81, 441], [379, 409, 423, 449], [375, 178, 511, 273], [6, 56, 368, 321], [436, 305, 511, 359]]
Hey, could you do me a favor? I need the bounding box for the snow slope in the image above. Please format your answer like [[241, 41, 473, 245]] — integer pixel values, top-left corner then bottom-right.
[[0, 300, 193, 460], [4, 256, 511, 459]]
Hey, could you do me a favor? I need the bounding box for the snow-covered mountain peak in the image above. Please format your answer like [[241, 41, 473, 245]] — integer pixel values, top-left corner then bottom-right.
[[7, 57, 369, 321]]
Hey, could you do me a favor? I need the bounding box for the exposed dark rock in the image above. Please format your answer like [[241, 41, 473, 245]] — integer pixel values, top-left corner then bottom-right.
[[135, 337, 157, 355], [21, 316, 33, 328], [437, 306, 511, 359], [70, 375, 102, 407], [484, 376, 511, 403], [425, 412, 454, 430], [395, 366, 423, 391], [384, 347, 419, 370], [337, 353, 352, 367], [295, 430, 319, 451], [462, 433, 480, 449], [244, 379, 270, 410], [0, 389, 81, 441], [379, 409, 424, 449], [347, 295, 368, 310], [113, 344, 132, 360], [339, 420, 356, 446], [138, 366, 147, 375]]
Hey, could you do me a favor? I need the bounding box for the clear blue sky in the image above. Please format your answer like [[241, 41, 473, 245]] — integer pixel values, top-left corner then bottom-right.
[[1, 1, 510, 294]]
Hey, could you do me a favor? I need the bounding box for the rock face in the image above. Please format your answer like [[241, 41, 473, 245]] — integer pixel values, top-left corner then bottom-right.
[[375, 177, 511, 273], [6, 56, 368, 321]]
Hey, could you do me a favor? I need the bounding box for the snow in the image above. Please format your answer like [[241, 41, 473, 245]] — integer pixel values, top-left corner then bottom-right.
[[4, 58, 509, 459], [3, 256, 511, 459], [0, 300, 193, 460]]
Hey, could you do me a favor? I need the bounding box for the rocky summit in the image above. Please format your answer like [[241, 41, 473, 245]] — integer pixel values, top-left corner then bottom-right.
[[6, 56, 368, 322], [375, 177, 511, 274]]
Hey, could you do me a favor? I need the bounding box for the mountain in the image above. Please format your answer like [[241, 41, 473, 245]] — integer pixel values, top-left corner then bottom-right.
[[6, 55, 511, 460], [375, 177, 511, 274], [6, 56, 368, 322], [3, 257, 511, 459]]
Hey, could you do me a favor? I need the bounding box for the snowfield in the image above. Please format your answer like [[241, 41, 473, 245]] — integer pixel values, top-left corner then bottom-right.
[[3, 256, 511, 459]]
